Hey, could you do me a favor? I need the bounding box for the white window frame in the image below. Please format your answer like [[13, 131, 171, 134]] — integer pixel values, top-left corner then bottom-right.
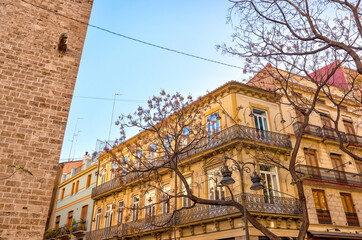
[[95, 208, 101, 230], [104, 204, 113, 228], [207, 167, 226, 201], [111, 163, 118, 179], [259, 164, 281, 204], [162, 184, 171, 214], [100, 169, 106, 184], [144, 190, 156, 217], [182, 177, 192, 208], [136, 151, 143, 169], [117, 200, 124, 224], [132, 195, 140, 221], [206, 112, 220, 135], [181, 126, 191, 147], [253, 108, 269, 131], [148, 145, 157, 163]]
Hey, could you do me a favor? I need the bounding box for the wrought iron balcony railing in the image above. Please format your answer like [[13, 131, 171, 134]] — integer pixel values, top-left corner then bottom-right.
[[48, 221, 87, 239], [316, 209, 332, 224], [86, 193, 301, 240], [346, 212, 360, 227], [296, 164, 362, 187], [293, 122, 323, 138], [92, 125, 292, 198], [293, 122, 362, 147], [346, 133, 362, 147], [91, 172, 144, 198], [187, 124, 292, 155], [322, 126, 348, 142]]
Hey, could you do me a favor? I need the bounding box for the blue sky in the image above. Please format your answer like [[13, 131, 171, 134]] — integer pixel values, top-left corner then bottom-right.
[[59, 0, 248, 161]]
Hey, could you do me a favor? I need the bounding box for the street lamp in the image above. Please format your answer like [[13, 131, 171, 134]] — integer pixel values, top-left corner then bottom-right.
[[220, 156, 264, 240]]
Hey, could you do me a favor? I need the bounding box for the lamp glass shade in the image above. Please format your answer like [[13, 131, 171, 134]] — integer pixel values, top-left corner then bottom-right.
[[250, 172, 264, 191], [220, 166, 235, 186]]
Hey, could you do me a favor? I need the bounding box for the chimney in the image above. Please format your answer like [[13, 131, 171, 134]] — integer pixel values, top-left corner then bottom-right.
[[83, 151, 91, 168]]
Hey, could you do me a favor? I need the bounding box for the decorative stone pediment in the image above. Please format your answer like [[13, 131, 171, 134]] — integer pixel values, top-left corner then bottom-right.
[[203, 156, 224, 172]]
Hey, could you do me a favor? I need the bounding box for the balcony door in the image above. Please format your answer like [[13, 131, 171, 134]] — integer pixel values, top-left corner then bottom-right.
[[304, 149, 321, 178], [312, 189, 332, 224], [66, 210, 74, 228], [330, 154, 347, 183], [206, 112, 221, 145], [295, 109, 310, 133], [340, 193, 359, 226], [253, 109, 270, 141], [104, 204, 113, 228], [356, 161, 362, 185], [100, 169, 106, 185], [145, 190, 156, 218], [80, 205, 88, 229], [182, 177, 192, 208], [117, 201, 124, 224], [208, 167, 226, 217], [260, 165, 281, 212], [95, 208, 101, 230], [343, 120, 357, 143], [132, 195, 140, 221], [162, 184, 171, 214], [321, 115, 333, 139], [206, 112, 220, 135], [253, 109, 269, 131]]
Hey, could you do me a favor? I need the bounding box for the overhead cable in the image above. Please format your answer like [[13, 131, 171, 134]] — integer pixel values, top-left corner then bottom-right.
[[21, 0, 243, 70]]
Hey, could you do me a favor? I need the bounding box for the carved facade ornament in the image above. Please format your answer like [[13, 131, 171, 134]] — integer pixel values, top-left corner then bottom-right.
[[245, 146, 251, 154], [201, 223, 207, 234], [235, 144, 243, 153], [204, 156, 223, 172], [276, 217, 282, 228], [265, 216, 272, 228], [178, 228, 183, 238], [189, 225, 194, 235], [214, 221, 220, 231], [297, 219, 302, 228], [228, 218, 234, 229], [286, 218, 293, 229]]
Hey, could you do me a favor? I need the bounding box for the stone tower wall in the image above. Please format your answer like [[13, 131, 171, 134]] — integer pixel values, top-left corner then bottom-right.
[[0, 0, 93, 239]]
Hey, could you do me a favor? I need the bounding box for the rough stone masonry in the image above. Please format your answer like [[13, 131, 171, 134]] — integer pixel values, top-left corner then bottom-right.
[[0, 0, 93, 239]]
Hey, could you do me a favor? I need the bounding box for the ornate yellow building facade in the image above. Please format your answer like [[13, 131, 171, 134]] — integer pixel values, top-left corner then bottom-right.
[[86, 76, 362, 240]]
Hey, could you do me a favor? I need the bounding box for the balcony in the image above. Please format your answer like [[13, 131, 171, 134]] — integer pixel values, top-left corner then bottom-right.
[[293, 122, 362, 147], [92, 172, 141, 199], [86, 193, 301, 240], [45, 221, 87, 239], [72, 221, 87, 237], [293, 122, 323, 138], [92, 125, 292, 199], [189, 124, 292, 154], [296, 165, 362, 187], [346, 133, 362, 147]]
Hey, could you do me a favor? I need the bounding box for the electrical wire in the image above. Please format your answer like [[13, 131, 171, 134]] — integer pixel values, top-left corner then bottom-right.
[[73, 95, 146, 103], [20, 0, 243, 70]]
